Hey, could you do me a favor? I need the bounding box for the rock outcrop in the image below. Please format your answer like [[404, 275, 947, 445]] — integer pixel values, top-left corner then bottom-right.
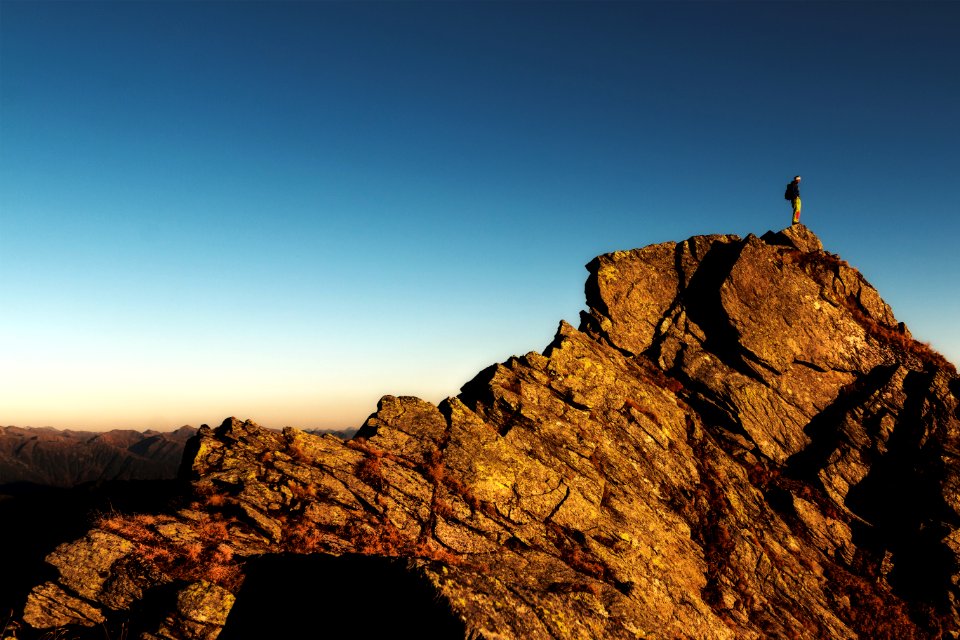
[[17, 225, 960, 639]]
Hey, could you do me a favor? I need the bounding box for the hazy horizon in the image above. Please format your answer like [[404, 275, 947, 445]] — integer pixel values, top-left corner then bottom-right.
[[2, 1, 958, 432]]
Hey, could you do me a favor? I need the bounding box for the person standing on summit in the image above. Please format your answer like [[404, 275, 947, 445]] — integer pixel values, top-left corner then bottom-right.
[[785, 175, 802, 225]]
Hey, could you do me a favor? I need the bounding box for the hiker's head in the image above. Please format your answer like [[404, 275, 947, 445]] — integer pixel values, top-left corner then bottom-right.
[[794, 175, 801, 182]]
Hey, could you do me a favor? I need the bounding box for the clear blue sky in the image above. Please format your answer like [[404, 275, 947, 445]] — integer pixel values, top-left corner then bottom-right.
[[1, 1, 958, 431]]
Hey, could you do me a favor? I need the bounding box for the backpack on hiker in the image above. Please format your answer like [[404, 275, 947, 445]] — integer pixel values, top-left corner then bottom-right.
[[784, 183, 794, 200]]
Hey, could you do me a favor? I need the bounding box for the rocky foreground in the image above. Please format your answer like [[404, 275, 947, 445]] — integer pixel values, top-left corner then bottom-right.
[[17, 225, 960, 639]]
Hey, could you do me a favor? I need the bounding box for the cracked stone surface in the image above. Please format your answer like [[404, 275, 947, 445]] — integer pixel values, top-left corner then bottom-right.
[[19, 225, 960, 639]]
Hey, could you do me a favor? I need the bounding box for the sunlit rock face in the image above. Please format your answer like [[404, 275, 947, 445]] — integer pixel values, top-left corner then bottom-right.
[[20, 225, 960, 639]]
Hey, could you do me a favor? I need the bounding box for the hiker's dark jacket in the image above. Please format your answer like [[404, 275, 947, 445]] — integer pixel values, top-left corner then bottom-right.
[[786, 181, 800, 200]]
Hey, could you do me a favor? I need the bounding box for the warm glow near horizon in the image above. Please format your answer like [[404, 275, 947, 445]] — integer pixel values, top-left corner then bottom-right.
[[2, 2, 957, 432]]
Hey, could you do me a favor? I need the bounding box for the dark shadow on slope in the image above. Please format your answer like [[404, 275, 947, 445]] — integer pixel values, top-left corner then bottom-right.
[[177, 426, 208, 480], [784, 364, 899, 483], [661, 343, 755, 446], [0, 479, 185, 620], [953, 378, 960, 419], [845, 370, 959, 612], [218, 554, 467, 639], [456, 362, 502, 414], [759, 229, 795, 248], [670, 239, 768, 384], [583, 256, 614, 329]]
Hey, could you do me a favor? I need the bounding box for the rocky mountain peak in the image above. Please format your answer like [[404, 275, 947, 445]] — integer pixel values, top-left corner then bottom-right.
[[16, 225, 960, 639]]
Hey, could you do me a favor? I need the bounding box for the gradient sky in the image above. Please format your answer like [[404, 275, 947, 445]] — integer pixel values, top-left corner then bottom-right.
[[1, 1, 958, 431]]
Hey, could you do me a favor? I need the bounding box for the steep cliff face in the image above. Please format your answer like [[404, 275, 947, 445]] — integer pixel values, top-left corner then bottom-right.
[[18, 225, 960, 639]]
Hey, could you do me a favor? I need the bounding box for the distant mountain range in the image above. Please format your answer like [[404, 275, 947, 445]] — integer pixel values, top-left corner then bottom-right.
[[0, 425, 359, 489], [304, 427, 358, 440], [0, 425, 198, 487]]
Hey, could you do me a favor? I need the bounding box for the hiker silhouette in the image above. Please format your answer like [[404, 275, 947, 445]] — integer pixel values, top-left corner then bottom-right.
[[785, 176, 801, 225]]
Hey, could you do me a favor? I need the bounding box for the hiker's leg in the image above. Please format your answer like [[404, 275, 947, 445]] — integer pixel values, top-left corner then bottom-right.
[[793, 197, 801, 223]]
